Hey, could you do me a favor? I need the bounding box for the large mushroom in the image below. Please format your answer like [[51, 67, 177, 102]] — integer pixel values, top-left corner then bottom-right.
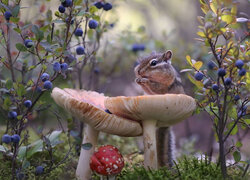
[[51, 88, 142, 180], [104, 94, 196, 169]]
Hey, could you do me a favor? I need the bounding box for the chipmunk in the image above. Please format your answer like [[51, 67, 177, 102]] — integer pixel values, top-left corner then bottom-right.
[[134, 50, 185, 167]]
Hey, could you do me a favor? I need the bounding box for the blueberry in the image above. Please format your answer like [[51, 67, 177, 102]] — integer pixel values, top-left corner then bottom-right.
[[43, 80, 53, 90], [94, 2, 104, 9], [207, 61, 216, 70], [35, 166, 44, 175], [217, 68, 226, 77], [58, 5, 66, 13], [24, 39, 33, 48], [238, 106, 247, 117], [132, 44, 145, 52], [194, 72, 204, 81], [16, 171, 25, 180], [8, 111, 17, 119], [53, 62, 61, 72], [212, 84, 219, 91], [66, 17, 74, 24], [60, 63, 68, 72], [4, 11, 12, 21], [2, 134, 11, 144], [94, 67, 100, 74], [11, 134, 21, 144], [36, 86, 42, 93], [235, 60, 244, 69], [75, 28, 83, 36], [238, 68, 246, 76], [40, 73, 50, 82], [224, 77, 231, 86], [88, 19, 98, 29], [65, 54, 76, 63], [76, 46, 85, 55], [103, 3, 112, 11], [105, 109, 112, 114], [61, 0, 72, 7], [234, 95, 240, 101], [24, 100, 32, 108]]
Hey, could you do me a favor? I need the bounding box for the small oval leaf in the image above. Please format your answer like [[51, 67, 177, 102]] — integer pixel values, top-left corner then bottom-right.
[[186, 55, 193, 66], [197, 31, 206, 38], [194, 61, 203, 70], [233, 151, 241, 162], [82, 143, 93, 150]]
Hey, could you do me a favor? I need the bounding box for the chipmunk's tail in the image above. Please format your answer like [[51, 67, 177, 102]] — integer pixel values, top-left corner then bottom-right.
[[157, 127, 176, 167]]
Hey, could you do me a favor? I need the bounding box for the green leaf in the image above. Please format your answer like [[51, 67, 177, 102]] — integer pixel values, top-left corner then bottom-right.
[[6, 79, 13, 89], [12, 5, 20, 17], [89, 6, 98, 14], [17, 84, 26, 96], [233, 151, 241, 162], [31, 25, 44, 41], [197, 31, 206, 38], [18, 131, 62, 160], [221, 14, 234, 24], [13, 27, 21, 33], [229, 123, 238, 135], [186, 55, 193, 66], [244, 119, 250, 125], [16, 43, 27, 52], [231, 3, 237, 16], [201, 4, 209, 14], [28, 65, 36, 70], [3, 97, 11, 110], [82, 143, 93, 150], [235, 141, 242, 148], [77, 10, 86, 16], [0, 145, 7, 152], [22, 160, 30, 169], [209, 0, 218, 14], [10, 17, 19, 23], [193, 61, 203, 70]]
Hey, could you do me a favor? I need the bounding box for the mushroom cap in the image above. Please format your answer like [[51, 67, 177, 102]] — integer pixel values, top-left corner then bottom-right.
[[90, 145, 124, 176], [104, 94, 196, 127], [51, 87, 142, 136]]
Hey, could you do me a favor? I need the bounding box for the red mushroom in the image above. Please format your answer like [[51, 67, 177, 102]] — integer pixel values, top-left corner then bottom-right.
[[90, 145, 124, 178]]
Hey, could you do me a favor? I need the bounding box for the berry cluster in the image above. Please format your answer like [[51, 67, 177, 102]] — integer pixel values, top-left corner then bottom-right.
[[94, 2, 112, 11], [2, 134, 21, 144], [194, 59, 247, 106], [58, 0, 72, 13]]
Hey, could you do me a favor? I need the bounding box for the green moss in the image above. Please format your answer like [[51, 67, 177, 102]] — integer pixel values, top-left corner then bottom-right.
[[115, 156, 249, 180]]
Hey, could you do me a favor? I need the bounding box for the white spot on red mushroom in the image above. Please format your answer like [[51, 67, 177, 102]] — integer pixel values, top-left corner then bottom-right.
[[113, 164, 118, 169]]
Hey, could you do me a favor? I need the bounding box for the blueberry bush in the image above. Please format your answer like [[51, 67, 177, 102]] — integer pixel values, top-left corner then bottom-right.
[[0, 0, 119, 179], [185, 0, 249, 178]]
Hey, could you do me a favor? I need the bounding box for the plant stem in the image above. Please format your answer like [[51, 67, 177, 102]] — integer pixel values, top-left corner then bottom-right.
[[6, 23, 16, 82]]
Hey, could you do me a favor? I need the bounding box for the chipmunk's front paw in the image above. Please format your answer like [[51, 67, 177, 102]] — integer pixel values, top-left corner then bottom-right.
[[135, 78, 149, 84]]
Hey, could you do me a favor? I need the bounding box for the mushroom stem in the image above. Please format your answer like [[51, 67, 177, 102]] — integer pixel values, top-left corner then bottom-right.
[[142, 119, 158, 169], [76, 125, 99, 180]]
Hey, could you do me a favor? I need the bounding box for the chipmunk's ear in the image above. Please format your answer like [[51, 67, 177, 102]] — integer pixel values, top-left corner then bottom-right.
[[162, 50, 172, 61]]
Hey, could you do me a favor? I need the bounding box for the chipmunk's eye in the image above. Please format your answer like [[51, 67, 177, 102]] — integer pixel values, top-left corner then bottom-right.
[[150, 60, 157, 66]]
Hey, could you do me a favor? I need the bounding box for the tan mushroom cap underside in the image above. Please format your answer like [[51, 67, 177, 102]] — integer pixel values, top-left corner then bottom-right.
[[104, 94, 196, 127], [51, 87, 142, 136]]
